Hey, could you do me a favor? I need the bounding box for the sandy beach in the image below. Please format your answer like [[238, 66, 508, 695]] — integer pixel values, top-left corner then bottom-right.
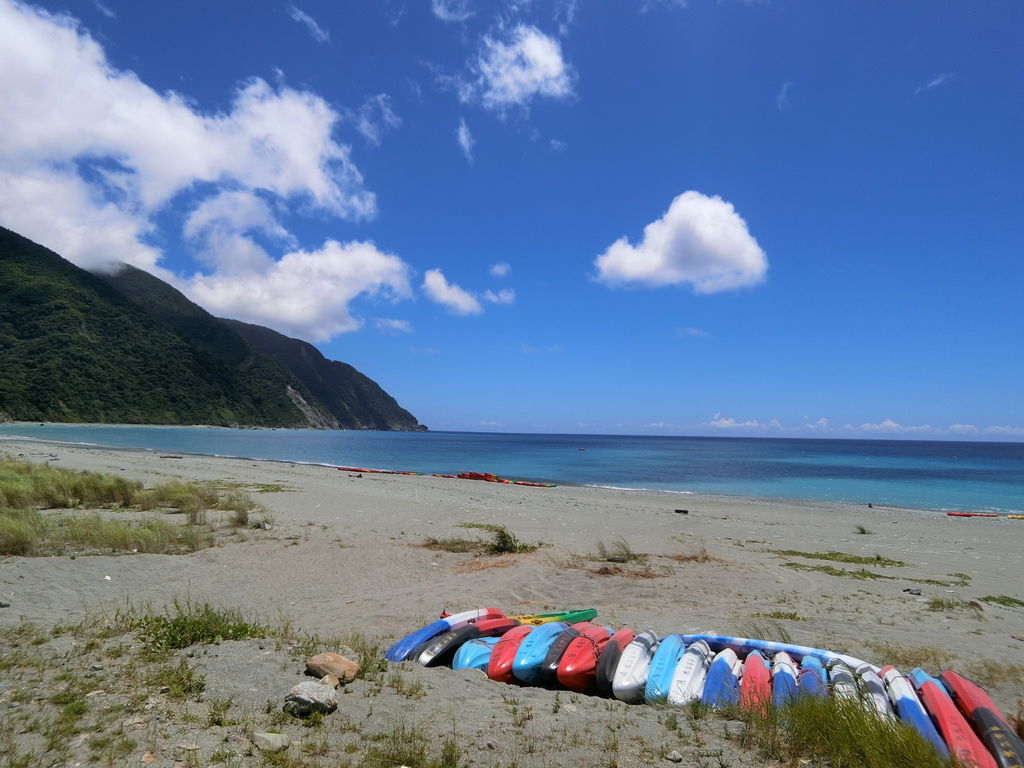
[[2, 436, 1022, 767]]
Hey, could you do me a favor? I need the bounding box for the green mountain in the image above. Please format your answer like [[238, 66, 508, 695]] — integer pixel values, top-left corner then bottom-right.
[[0, 227, 425, 430]]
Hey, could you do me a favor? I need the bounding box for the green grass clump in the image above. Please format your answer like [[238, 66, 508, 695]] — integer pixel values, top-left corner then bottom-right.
[[358, 720, 460, 768], [736, 695, 953, 768], [0, 458, 141, 508], [783, 562, 895, 581], [423, 522, 538, 555], [0, 507, 212, 555], [593, 537, 643, 563], [135, 598, 265, 654], [146, 658, 206, 700], [767, 549, 908, 567], [980, 595, 1024, 609], [926, 596, 966, 612]]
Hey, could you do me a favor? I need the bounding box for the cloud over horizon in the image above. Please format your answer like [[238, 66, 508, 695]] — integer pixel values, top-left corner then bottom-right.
[[594, 191, 768, 292]]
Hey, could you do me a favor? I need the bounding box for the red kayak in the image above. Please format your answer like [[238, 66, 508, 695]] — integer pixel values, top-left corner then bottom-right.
[[913, 672, 996, 768], [557, 624, 612, 692], [595, 628, 636, 697], [486, 625, 535, 683], [740, 650, 771, 714], [947, 511, 1000, 518], [940, 671, 1024, 768]]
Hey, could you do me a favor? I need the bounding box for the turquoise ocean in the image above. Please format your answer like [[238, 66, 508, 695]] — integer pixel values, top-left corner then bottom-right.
[[1, 425, 1022, 513]]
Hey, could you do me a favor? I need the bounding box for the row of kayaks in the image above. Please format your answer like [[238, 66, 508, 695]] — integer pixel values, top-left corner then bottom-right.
[[947, 511, 1024, 519], [337, 466, 556, 487], [385, 608, 1024, 768]]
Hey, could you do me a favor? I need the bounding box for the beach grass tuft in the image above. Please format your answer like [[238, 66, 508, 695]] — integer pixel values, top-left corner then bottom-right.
[[767, 549, 908, 567], [594, 536, 644, 563], [734, 694, 953, 768], [422, 522, 539, 555], [135, 597, 265, 654], [862, 641, 952, 671], [979, 595, 1024, 609]]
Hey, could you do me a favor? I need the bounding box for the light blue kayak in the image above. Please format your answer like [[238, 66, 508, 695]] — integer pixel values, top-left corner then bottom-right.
[[511, 621, 568, 685], [771, 651, 799, 707], [797, 655, 828, 697], [701, 648, 741, 708], [452, 636, 501, 672], [644, 634, 685, 704]]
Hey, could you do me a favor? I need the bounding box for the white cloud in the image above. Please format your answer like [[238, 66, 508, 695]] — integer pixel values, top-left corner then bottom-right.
[[844, 419, 941, 435], [468, 25, 574, 111], [0, 1, 408, 343], [375, 318, 413, 334], [982, 425, 1024, 437], [804, 417, 830, 431], [484, 288, 515, 304], [704, 414, 779, 430], [94, 2, 115, 19], [422, 268, 483, 315], [354, 94, 401, 146], [489, 261, 511, 277], [554, 0, 579, 35], [676, 326, 709, 338], [777, 79, 793, 111], [456, 118, 475, 162], [915, 73, 953, 96], [432, 0, 474, 22], [0, 1, 374, 228], [189, 240, 411, 341], [949, 423, 978, 435], [288, 5, 330, 44], [595, 191, 767, 293], [183, 190, 292, 275]]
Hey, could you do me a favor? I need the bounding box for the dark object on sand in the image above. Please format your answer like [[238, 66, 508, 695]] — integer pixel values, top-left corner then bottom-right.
[[674, 509, 689, 515]]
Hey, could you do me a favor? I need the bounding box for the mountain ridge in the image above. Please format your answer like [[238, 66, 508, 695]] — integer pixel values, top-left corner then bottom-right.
[[0, 227, 425, 431]]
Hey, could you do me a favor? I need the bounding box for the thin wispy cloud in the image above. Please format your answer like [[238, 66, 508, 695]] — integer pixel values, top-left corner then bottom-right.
[[288, 5, 330, 44], [489, 262, 511, 277], [94, 2, 115, 19], [432, 0, 474, 22], [456, 117, 475, 162], [354, 94, 401, 146], [777, 79, 793, 111], [914, 72, 953, 95], [676, 326, 709, 338]]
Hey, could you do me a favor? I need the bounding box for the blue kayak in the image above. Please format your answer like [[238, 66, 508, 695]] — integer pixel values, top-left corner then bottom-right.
[[452, 636, 501, 672], [644, 634, 685, 704], [512, 622, 569, 685], [797, 655, 828, 698], [701, 648, 741, 707], [385, 607, 505, 662]]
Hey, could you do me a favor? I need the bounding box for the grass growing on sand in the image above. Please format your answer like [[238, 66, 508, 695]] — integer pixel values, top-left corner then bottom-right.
[[862, 641, 953, 671], [422, 522, 539, 555], [0, 456, 269, 555], [135, 597, 265, 654], [734, 695, 953, 768], [766, 549, 908, 567], [0, 507, 212, 555], [980, 595, 1024, 609]]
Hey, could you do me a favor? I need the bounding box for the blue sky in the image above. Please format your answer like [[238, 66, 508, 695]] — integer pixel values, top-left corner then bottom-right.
[[1, 0, 1022, 439]]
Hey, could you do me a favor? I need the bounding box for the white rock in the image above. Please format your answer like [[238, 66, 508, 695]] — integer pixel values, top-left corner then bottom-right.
[[252, 732, 290, 752]]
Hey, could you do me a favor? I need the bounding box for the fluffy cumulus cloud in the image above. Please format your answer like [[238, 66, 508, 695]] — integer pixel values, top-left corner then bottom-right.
[[468, 25, 574, 111], [422, 269, 483, 315], [845, 419, 941, 435], [190, 240, 411, 341], [595, 191, 767, 293], [489, 261, 511, 277], [0, 0, 415, 342]]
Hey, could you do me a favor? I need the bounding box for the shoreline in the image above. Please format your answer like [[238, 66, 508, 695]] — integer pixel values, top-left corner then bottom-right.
[[1, 427, 1017, 515]]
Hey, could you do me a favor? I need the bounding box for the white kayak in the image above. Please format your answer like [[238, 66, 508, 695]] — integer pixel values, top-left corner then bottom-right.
[[611, 629, 658, 703]]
